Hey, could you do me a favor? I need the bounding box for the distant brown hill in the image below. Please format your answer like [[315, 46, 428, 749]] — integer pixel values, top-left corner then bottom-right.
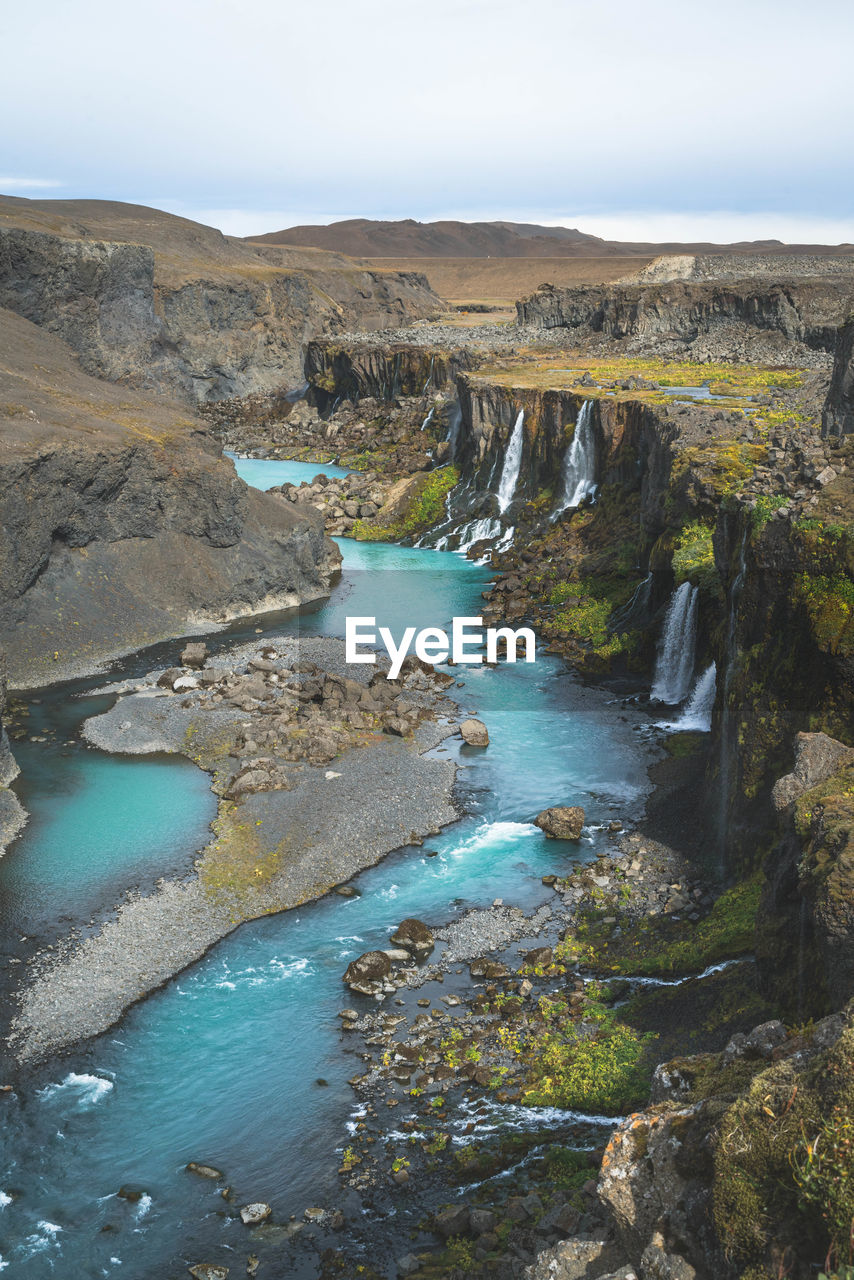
[[248, 217, 853, 259]]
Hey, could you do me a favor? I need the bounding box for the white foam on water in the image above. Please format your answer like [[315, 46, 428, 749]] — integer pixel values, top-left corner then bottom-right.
[[135, 1194, 152, 1221], [39, 1072, 114, 1107], [658, 662, 717, 732], [456, 820, 539, 855], [0, 1192, 11, 1208]]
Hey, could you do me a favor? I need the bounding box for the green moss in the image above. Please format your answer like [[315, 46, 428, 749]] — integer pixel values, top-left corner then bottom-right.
[[797, 574, 854, 655], [672, 521, 719, 592], [562, 873, 762, 978], [352, 466, 460, 542], [712, 1029, 854, 1270]]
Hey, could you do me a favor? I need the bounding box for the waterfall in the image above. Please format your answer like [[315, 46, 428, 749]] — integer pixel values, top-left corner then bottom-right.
[[420, 406, 435, 431], [552, 401, 597, 517], [661, 662, 717, 732], [650, 582, 699, 705], [456, 516, 502, 553], [610, 572, 653, 633], [422, 354, 435, 394], [496, 410, 525, 514]]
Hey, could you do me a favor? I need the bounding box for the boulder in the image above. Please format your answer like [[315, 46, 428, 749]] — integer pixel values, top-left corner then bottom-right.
[[181, 641, 208, 670], [239, 1202, 271, 1226], [343, 950, 392, 994], [432, 1203, 471, 1239], [459, 718, 489, 747], [186, 1162, 223, 1180], [157, 667, 184, 689], [390, 918, 435, 958], [771, 732, 854, 811], [188, 1267, 229, 1280], [535, 806, 585, 840]]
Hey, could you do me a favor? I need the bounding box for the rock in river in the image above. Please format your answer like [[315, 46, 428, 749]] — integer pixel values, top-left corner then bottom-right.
[[239, 1202, 272, 1225], [343, 950, 392, 995], [181, 641, 208, 670], [534, 806, 585, 840], [189, 1266, 229, 1280], [459, 718, 489, 747], [390, 918, 435, 958]]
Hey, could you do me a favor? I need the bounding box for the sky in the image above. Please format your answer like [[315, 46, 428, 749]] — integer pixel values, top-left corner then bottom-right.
[[2, 0, 853, 244]]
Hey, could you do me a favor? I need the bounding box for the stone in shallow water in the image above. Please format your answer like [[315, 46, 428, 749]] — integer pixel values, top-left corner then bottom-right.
[[390, 917, 435, 958], [240, 1202, 271, 1225], [188, 1266, 229, 1280], [186, 1162, 223, 1180], [459, 718, 489, 746], [535, 805, 585, 840]]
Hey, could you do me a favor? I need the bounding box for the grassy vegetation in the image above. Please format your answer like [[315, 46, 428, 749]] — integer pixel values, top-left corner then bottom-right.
[[548, 574, 638, 661], [474, 355, 804, 405], [797, 573, 854, 655], [352, 466, 459, 542], [521, 1005, 655, 1114], [672, 520, 718, 592], [557, 873, 763, 978], [673, 438, 768, 498]]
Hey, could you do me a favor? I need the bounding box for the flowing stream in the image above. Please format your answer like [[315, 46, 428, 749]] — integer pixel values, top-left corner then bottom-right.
[[0, 459, 661, 1278]]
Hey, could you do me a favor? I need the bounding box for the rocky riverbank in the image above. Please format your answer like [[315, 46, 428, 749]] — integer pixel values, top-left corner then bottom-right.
[[10, 635, 471, 1062]]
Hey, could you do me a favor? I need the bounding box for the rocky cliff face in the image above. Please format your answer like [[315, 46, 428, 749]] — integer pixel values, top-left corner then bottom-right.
[[823, 315, 854, 435], [0, 308, 340, 686], [0, 202, 441, 406], [305, 339, 474, 408], [0, 648, 25, 854], [517, 273, 854, 363]]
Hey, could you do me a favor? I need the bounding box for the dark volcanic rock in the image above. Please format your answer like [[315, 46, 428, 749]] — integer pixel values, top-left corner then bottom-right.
[[0, 309, 340, 686], [823, 314, 854, 435], [390, 918, 435, 958], [343, 951, 393, 994]]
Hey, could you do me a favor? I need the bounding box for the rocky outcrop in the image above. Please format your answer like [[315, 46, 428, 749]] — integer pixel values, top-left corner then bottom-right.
[[823, 314, 854, 435], [0, 647, 26, 855], [592, 1009, 853, 1280], [0, 308, 340, 686], [305, 339, 474, 408], [0, 202, 441, 406], [517, 268, 854, 362], [758, 738, 854, 1018]]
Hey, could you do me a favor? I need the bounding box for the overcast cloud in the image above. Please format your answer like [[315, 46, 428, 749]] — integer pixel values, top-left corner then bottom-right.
[[2, 0, 852, 241]]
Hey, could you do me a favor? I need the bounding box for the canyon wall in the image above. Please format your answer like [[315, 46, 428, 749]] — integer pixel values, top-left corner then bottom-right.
[[517, 272, 854, 361], [823, 314, 854, 435], [0, 308, 340, 687], [0, 216, 440, 406]]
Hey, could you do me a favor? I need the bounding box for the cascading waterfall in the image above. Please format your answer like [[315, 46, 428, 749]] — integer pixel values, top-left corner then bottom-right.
[[496, 410, 525, 514], [552, 401, 597, 517], [662, 662, 717, 731], [650, 581, 699, 705], [422, 354, 435, 394], [420, 406, 435, 431]]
